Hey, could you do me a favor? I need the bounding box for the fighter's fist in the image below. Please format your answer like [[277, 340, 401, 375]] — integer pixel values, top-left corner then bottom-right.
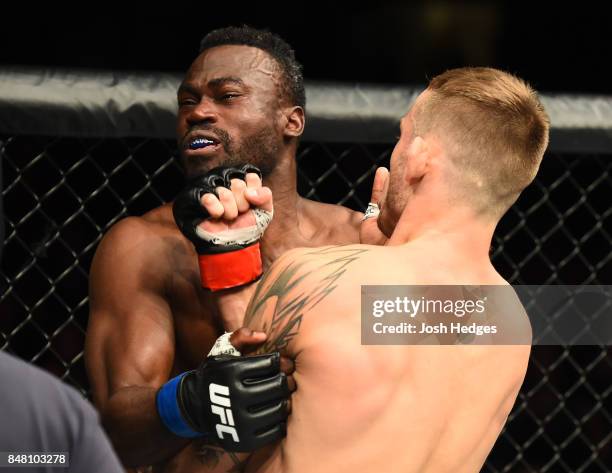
[[157, 351, 290, 452], [198, 168, 274, 237], [173, 165, 273, 291]]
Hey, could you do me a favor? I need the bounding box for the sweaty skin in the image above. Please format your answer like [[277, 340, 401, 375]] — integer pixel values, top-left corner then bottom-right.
[[85, 43, 361, 473], [241, 244, 530, 473]]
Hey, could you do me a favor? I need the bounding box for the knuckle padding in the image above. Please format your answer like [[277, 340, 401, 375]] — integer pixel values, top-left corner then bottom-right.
[[237, 353, 279, 379], [249, 399, 288, 422], [172, 164, 263, 243], [221, 168, 244, 187], [244, 401, 288, 434], [255, 422, 286, 443], [243, 373, 289, 404]]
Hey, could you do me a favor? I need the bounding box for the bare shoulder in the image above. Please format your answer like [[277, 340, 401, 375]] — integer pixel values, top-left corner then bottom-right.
[[90, 204, 189, 294], [476, 271, 533, 347], [250, 244, 371, 317], [88, 204, 190, 324], [271, 244, 370, 271], [95, 204, 178, 257], [245, 244, 370, 354]]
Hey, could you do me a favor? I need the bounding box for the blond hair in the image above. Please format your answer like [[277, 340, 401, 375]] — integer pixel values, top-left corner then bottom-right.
[[414, 67, 550, 216]]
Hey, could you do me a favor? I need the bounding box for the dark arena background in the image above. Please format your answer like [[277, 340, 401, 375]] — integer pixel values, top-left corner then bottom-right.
[[0, 4, 610, 472]]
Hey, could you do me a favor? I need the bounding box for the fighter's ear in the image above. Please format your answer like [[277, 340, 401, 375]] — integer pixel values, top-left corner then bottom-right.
[[282, 106, 305, 138], [404, 135, 430, 182]]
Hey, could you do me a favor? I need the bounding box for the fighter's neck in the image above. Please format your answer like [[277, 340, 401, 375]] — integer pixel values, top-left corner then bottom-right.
[[387, 200, 496, 261], [259, 159, 314, 265], [261, 157, 300, 223]]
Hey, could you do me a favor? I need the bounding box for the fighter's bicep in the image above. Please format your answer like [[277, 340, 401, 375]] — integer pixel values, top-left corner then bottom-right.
[[86, 219, 175, 405], [87, 293, 175, 408], [98, 298, 174, 380]]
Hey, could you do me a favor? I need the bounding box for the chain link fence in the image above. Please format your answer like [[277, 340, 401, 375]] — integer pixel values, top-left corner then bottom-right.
[[0, 72, 610, 472]]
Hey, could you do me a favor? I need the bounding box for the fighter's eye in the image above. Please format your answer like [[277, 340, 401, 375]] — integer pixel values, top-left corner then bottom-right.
[[178, 98, 197, 107], [220, 93, 240, 101]]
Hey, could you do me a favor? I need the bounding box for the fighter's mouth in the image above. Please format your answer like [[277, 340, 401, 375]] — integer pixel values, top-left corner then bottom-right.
[[188, 136, 219, 150]]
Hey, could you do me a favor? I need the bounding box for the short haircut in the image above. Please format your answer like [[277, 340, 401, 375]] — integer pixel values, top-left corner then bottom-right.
[[414, 67, 550, 216], [199, 26, 306, 110]]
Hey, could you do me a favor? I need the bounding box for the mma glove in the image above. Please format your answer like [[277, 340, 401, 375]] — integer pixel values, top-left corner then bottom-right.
[[173, 164, 272, 291], [156, 352, 289, 451]]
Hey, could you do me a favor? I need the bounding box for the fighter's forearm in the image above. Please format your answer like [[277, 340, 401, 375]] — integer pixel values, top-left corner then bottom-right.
[[213, 285, 257, 332], [101, 385, 189, 468]]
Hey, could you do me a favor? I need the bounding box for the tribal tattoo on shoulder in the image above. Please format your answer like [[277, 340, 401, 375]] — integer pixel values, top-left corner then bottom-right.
[[244, 246, 368, 354]]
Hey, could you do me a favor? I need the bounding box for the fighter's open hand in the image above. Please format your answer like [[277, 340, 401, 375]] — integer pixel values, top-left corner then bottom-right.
[[360, 166, 389, 246]]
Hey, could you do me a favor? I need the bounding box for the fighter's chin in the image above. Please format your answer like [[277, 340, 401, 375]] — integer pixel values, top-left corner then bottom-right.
[[180, 151, 231, 179], [377, 212, 395, 238]]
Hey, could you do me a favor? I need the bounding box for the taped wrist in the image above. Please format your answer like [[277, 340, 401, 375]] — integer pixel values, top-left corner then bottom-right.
[[156, 372, 203, 438], [198, 241, 263, 291]]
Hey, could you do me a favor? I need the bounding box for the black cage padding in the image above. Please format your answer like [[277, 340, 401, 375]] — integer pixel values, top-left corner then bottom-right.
[[2, 67, 612, 152]]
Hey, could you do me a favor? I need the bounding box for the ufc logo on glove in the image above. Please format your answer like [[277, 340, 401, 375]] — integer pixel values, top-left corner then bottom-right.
[[209, 382, 240, 442]]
